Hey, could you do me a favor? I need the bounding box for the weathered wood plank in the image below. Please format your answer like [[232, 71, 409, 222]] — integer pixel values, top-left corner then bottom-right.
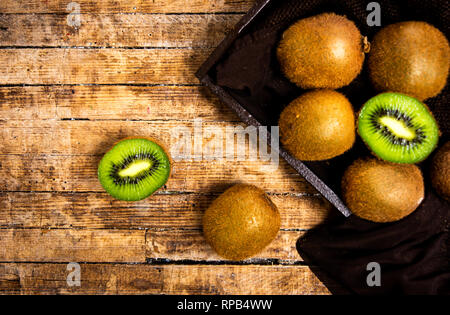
[[0, 48, 209, 84], [146, 229, 306, 262], [0, 263, 330, 295], [0, 229, 146, 263], [0, 14, 242, 48], [0, 120, 316, 193], [0, 228, 305, 263], [0, 0, 254, 14], [0, 85, 236, 121], [0, 154, 316, 194], [0, 120, 286, 155], [0, 192, 330, 229]]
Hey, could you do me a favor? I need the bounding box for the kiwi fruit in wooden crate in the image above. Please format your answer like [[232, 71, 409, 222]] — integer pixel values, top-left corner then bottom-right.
[[277, 12, 369, 89], [341, 158, 425, 223], [368, 21, 449, 101]]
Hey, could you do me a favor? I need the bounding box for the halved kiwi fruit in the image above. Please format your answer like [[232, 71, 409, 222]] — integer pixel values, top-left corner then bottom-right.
[[203, 184, 280, 260], [358, 93, 439, 164], [277, 12, 369, 89], [98, 138, 171, 201], [342, 158, 425, 223]]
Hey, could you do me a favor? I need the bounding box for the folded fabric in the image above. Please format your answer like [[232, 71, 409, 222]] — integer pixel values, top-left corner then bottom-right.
[[297, 187, 449, 295]]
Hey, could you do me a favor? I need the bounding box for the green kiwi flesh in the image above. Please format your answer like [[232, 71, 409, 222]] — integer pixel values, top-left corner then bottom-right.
[[98, 138, 171, 201], [342, 158, 425, 223], [358, 93, 439, 164], [430, 141, 450, 201], [203, 184, 280, 260]]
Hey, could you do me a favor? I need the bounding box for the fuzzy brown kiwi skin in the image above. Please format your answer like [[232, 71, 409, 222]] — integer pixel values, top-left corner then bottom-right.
[[342, 158, 425, 223], [202, 184, 280, 261], [368, 21, 450, 101], [430, 142, 450, 201], [277, 12, 369, 89], [279, 90, 356, 161]]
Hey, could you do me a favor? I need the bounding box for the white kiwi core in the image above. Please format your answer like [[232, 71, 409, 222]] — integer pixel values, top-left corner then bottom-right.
[[118, 160, 152, 177], [379, 116, 416, 140]]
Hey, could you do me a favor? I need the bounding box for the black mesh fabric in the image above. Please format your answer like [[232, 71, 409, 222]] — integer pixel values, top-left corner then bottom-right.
[[213, 0, 449, 294]]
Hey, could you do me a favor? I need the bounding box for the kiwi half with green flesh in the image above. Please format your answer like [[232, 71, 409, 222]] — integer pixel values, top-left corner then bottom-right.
[[358, 93, 439, 164], [98, 138, 171, 201], [368, 21, 450, 101], [279, 90, 356, 161], [342, 158, 425, 223], [430, 141, 450, 201], [277, 13, 369, 89], [203, 184, 280, 261]]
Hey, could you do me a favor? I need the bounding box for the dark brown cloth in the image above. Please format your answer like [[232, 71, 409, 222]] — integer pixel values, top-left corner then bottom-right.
[[213, 0, 450, 294], [297, 185, 450, 295]]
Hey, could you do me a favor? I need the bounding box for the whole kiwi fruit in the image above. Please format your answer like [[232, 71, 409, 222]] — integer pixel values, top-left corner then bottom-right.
[[277, 12, 368, 89], [430, 141, 450, 201], [203, 184, 280, 260], [342, 158, 425, 223], [368, 21, 450, 101], [279, 90, 356, 161]]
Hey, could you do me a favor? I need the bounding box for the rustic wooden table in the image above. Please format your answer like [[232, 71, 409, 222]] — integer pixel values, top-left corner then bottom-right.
[[0, 0, 335, 294]]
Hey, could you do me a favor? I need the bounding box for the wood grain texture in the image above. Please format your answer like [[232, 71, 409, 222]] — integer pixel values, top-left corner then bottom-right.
[[0, 14, 242, 48], [0, 229, 146, 263], [0, 85, 237, 121], [0, 120, 318, 194], [0, 154, 316, 194], [145, 229, 306, 262], [0, 192, 330, 230], [0, 263, 330, 295], [0, 0, 254, 14], [0, 228, 305, 263], [0, 0, 337, 295], [0, 48, 209, 84], [0, 120, 263, 154]]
